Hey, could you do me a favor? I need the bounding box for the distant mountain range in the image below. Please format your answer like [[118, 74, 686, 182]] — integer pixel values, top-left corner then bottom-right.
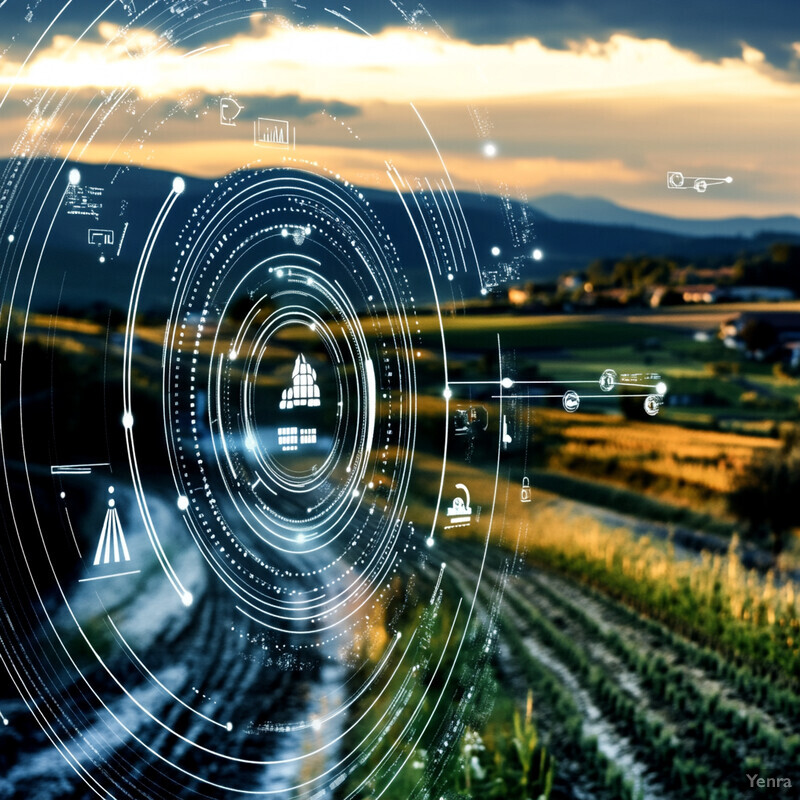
[[531, 193, 800, 239], [3, 159, 800, 312]]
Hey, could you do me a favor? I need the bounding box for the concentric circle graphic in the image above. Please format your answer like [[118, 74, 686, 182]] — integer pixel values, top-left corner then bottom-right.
[[147, 168, 420, 620], [0, 2, 565, 798]]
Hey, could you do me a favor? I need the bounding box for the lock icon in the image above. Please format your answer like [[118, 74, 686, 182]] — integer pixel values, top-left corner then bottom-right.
[[521, 476, 532, 503]]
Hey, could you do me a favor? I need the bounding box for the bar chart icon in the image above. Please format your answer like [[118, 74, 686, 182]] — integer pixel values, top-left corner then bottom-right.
[[254, 117, 292, 149]]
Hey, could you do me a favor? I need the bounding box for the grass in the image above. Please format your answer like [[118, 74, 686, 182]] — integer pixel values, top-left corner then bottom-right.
[[413, 314, 682, 351], [410, 309, 800, 430], [528, 408, 788, 534]]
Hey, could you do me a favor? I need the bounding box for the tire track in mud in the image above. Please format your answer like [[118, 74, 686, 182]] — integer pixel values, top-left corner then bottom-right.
[[0, 484, 348, 799]]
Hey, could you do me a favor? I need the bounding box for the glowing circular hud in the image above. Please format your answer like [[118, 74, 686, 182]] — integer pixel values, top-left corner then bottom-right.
[[0, 2, 515, 798], [158, 168, 417, 618]]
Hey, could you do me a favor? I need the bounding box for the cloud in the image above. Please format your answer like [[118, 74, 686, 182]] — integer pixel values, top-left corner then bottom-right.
[[4, 0, 800, 79], [323, 0, 800, 74], [2, 9, 800, 219], [0, 1, 253, 53], [0, 19, 791, 104]]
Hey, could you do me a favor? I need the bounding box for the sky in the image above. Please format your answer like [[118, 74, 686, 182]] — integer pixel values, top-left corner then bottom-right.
[[0, 0, 799, 219]]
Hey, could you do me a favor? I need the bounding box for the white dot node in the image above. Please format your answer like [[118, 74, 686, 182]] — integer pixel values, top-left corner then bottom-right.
[[122, 412, 134, 429], [426, 537, 434, 547], [656, 381, 667, 395], [177, 495, 190, 511], [68, 168, 81, 185], [483, 142, 497, 157], [443, 388, 452, 399], [172, 176, 186, 194], [491, 246, 500, 256], [501, 377, 514, 389], [532, 248, 543, 260], [7, 235, 14, 243]]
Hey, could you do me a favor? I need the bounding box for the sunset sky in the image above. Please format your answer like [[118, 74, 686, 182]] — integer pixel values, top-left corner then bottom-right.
[[1, 0, 799, 218]]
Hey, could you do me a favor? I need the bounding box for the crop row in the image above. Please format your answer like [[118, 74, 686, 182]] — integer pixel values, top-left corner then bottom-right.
[[555, 443, 747, 493], [519, 574, 800, 781], [521, 508, 800, 683], [453, 564, 639, 800], [556, 422, 780, 454], [504, 588, 746, 796], [499, 615, 639, 800], [532, 568, 800, 730]]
